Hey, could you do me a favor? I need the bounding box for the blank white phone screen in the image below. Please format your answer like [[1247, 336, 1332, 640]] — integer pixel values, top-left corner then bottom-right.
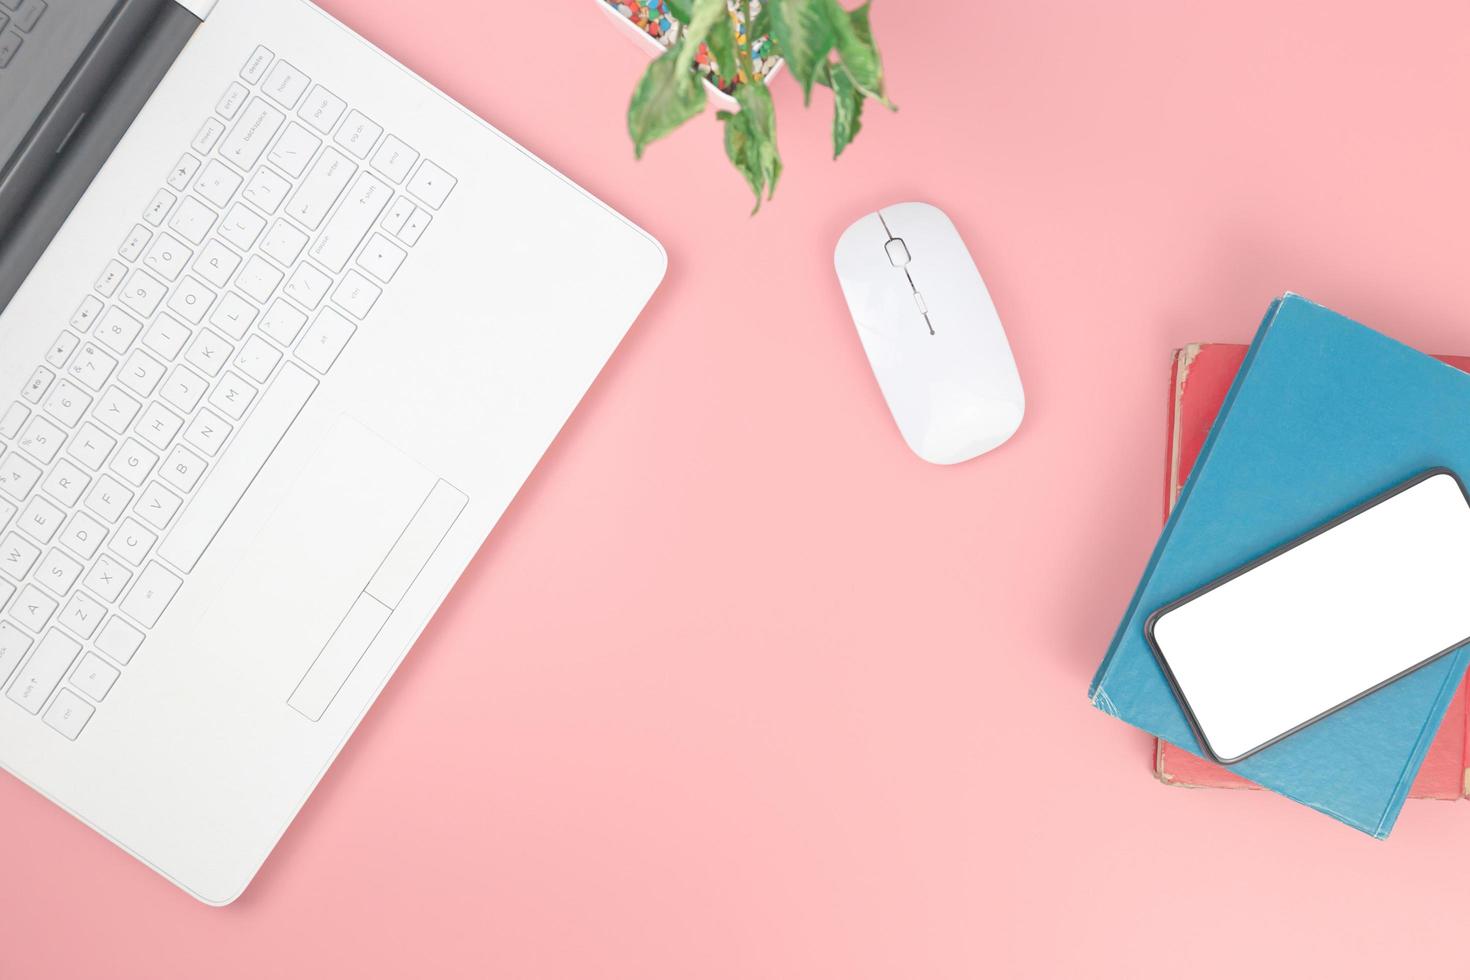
[[1149, 471, 1470, 763]]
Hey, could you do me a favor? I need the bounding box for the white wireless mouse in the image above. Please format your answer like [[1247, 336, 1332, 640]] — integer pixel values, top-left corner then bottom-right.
[[834, 202, 1025, 465]]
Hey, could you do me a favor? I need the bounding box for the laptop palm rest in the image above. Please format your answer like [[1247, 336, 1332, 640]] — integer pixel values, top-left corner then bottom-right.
[[205, 413, 464, 723]]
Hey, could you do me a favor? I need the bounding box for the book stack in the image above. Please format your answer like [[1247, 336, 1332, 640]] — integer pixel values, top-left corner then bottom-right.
[[1153, 342, 1470, 800], [1090, 295, 1470, 837]]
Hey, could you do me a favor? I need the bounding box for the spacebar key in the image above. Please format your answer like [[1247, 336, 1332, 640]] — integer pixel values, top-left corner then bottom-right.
[[159, 364, 317, 574]]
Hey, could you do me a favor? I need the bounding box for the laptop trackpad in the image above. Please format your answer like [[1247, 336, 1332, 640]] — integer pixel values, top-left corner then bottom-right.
[[287, 478, 467, 721], [208, 415, 464, 722]]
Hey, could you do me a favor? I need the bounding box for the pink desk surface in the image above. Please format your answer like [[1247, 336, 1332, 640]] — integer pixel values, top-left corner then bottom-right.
[[6, 1, 1470, 977]]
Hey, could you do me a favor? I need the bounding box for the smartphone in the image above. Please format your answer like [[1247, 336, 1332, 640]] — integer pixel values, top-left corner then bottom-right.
[[1146, 468, 1470, 765]]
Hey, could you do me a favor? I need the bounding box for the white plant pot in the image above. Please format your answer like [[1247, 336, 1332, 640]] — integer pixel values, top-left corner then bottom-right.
[[597, 0, 784, 110]]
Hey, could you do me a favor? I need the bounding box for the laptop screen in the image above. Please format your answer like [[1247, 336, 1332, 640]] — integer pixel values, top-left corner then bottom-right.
[[0, 0, 122, 175]]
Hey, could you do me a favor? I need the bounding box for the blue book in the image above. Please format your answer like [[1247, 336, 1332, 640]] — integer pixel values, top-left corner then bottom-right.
[[1090, 295, 1470, 838]]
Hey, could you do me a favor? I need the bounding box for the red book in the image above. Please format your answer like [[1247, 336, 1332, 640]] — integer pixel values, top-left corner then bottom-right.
[[1154, 343, 1470, 799]]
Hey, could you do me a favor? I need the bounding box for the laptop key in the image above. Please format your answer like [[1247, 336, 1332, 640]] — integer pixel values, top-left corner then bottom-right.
[[120, 269, 167, 318], [220, 205, 266, 251], [36, 549, 81, 595], [398, 207, 431, 246], [70, 295, 103, 331], [41, 459, 88, 508], [142, 188, 175, 226], [0, 452, 40, 500], [240, 45, 273, 84], [0, 531, 40, 577], [45, 332, 79, 370], [296, 309, 354, 373], [95, 259, 126, 296], [43, 690, 93, 740], [96, 616, 143, 665], [267, 121, 319, 178], [0, 32, 20, 69], [18, 415, 65, 464], [358, 233, 406, 282], [83, 554, 131, 602], [236, 257, 283, 303], [242, 168, 291, 213], [191, 118, 225, 155], [0, 403, 25, 439], [120, 562, 181, 628], [94, 386, 139, 434], [299, 85, 345, 134], [221, 98, 283, 172], [261, 220, 308, 266], [161, 444, 208, 492], [331, 270, 380, 319], [68, 343, 117, 392], [309, 171, 390, 272], [136, 481, 182, 529], [168, 275, 216, 324], [71, 653, 118, 702], [119, 224, 151, 261], [168, 197, 216, 246], [59, 511, 107, 559], [260, 299, 308, 346], [286, 147, 353, 227], [194, 160, 242, 209], [283, 263, 330, 308], [14, 0, 41, 31], [167, 153, 200, 191], [406, 160, 455, 209], [334, 110, 381, 160], [17, 496, 63, 543], [80, 478, 128, 526], [216, 82, 249, 120], [182, 409, 231, 457], [371, 136, 417, 184], [143, 232, 192, 281], [59, 591, 105, 639], [262, 60, 310, 109], [111, 518, 156, 567], [8, 630, 78, 713], [11, 585, 58, 634], [194, 240, 242, 288], [0, 621, 31, 687]]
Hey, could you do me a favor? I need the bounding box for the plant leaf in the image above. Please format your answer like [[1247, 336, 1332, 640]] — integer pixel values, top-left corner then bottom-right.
[[626, 0, 729, 158], [665, 0, 695, 24], [703, 9, 740, 84], [751, 3, 772, 40], [826, 0, 891, 107], [767, 0, 834, 104], [717, 82, 782, 212], [628, 44, 708, 158], [826, 64, 864, 158], [683, 0, 731, 46]]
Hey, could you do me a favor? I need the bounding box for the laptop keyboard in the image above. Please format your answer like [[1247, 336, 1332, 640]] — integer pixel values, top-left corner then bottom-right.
[[0, 0, 45, 70], [0, 43, 455, 739]]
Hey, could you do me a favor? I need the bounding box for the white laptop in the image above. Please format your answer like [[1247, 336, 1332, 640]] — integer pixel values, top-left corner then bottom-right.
[[0, 0, 665, 903]]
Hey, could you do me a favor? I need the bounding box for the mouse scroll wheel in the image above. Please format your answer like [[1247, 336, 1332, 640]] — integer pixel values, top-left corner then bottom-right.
[[884, 238, 911, 267]]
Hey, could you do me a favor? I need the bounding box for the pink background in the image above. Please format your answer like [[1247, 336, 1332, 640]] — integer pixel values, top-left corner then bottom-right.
[[5, 1, 1470, 976]]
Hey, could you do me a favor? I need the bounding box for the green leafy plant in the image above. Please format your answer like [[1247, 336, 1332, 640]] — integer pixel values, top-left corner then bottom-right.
[[627, 0, 894, 211]]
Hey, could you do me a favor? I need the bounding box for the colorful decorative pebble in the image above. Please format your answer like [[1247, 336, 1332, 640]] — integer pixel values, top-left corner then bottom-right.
[[604, 0, 781, 93]]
